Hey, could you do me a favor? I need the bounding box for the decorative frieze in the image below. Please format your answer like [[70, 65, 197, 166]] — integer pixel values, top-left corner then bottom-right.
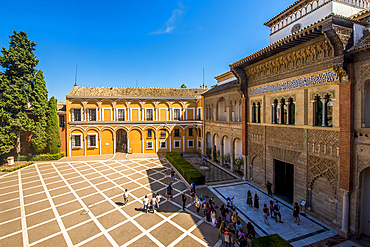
[[266, 126, 304, 149], [307, 129, 339, 157], [268, 146, 301, 165]]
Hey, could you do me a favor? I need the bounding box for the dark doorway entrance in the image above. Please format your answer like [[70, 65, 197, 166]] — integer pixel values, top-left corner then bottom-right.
[[116, 129, 127, 153], [274, 160, 294, 203]]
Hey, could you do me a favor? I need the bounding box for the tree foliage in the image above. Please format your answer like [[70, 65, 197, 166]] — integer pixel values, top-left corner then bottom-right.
[[46, 97, 61, 154], [0, 31, 38, 156], [181, 83, 187, 88]]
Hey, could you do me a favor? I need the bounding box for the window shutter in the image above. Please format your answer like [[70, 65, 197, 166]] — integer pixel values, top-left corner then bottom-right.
[[87, 135, 90, 147], [72, 136, 75, 147]]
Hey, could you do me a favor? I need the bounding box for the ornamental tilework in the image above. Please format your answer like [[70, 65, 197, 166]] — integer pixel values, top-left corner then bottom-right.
[[249, 71, 339, 96]]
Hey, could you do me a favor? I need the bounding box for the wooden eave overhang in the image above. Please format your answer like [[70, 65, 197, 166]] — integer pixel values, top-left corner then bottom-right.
[[230, 14, 366, 70]]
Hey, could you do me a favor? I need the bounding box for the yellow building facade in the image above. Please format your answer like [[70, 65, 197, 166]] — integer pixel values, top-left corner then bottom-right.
[[66, 86, 207, 157]]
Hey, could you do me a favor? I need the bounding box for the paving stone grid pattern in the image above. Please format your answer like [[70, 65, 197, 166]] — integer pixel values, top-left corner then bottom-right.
[[0, 158, 220, 247], [184, 158, 237, 183], [209, 181, 338, 247]]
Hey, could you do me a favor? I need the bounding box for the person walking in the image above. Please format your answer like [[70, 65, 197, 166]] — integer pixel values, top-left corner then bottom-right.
[[182, 192, 187, 211], [262, 204, 270, 225], [123, 189, 129, 206], [195, 197, 201, 215], [166, 183, 172, 200], [266, 181, 273, 196], [220, 204, 226, 221], [156, 193, 161, 211], [190, 189, 195, 204], [224, 228, 231, 247], [231, 211, 238, 229], [211, 209, 217, 227], [293, 202, 301, 225], [218, 221, 226, 243], [202, 201, 207, 217], [171, 169, 175, 183], [190, 181, 195, 193], [143, 195, 149, 213], [226, 208, 232, 223], [247, 190, 253, 207], [269, 200, 274, 218], [164, 171, 168, 183], [254, 193, 259, 211], [150, 195, 157, 213], [206, 203, 211, 222], [273, 200, 283, 223]]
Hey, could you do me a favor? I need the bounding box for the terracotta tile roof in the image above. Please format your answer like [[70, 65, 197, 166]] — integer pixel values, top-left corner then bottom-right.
[[348, 33, 370, 52], [67, 86, 208, 98]]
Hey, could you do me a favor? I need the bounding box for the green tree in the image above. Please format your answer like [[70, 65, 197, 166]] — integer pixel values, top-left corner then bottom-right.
[[46, 97, 61, 154], [0, 31, 38, 156], [30, 70, 49, 153], [181, 84, 187, 88]]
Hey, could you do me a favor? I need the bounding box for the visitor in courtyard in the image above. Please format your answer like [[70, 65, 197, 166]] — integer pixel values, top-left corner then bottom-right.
[[269, 200, 274, 218], [190, 188, 195, 204], [224, 227, 232, 247], [166, 183, 172, 200], [171, 169, 175, 183], [293, 202, 301, 225], [182, 192, 187, 211], [123, 189, 129, 206], [220, 204, 226, 221], [227, 222, 236, 244], [254, 193, 259, 211], [164, 170, 168, 183], [209, 196, 214, 207], [235, 220, 243, 232], [273, 200, 283, 223], [266, 180, 272, 196], [226, 207, 232, 223], [231, 210, 238, 229], [216, 217, 222, 229], [262, 204, 270, 225], [203, 200, 207, 216], [246, 222, 256, 239], [211, 209, 217, 227], [247, 190, 253, 207], [199, 193, 205, 202], [218, 221, 226, 244], [206, 203, 211, 222], [150, 195, 157, 213], [237, 229, 246, 245], [190, 181, 195, 193], [239, 235, 248, 247], [195, 197, 201, 215], [156, 193, 161, 211], [143, 195, 149, 213]]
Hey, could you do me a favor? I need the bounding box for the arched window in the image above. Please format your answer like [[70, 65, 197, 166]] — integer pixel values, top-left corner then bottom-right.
[[256, 102, 261, 123], [313, 95, 323, 126], [272, 99, 278, 124], [251, 102, 256, 123], [313, 94, 332, 127], [288, 98, 295, 125]]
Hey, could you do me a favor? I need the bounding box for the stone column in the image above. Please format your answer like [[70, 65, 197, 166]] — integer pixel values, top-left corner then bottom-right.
[[271, 104, 276, 124], [307, 188, 312, 210], [286, 101, 291, 125], [313, 99, 317, 126], [279, 102, 284, 124], [256, 105, 260, 123], [322, 97, 328, 127], [99, 137, 102, 155], [113, 137, 116, 155], [340, 190, 350, 238], [230, 151, 234, 172]]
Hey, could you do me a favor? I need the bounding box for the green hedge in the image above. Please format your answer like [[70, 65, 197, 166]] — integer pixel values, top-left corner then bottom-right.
[[31, 152, 65, 161], [166, 152, 205, 186], [1, 162, 34, 172], [253, 234, 292, 247]]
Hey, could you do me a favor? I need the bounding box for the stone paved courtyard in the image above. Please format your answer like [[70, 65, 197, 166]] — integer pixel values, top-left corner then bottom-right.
[[0, 157, 226, 247]]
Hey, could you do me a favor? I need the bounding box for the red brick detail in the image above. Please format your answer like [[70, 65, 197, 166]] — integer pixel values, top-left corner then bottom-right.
[[339, 82, 354, 191]]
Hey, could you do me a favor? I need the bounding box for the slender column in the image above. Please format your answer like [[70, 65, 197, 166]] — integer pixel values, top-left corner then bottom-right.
[[99, 137, 101, 155], [272, 104, 276, 124], [313, 99, 317, 126], [307, 188, 312, 210], [113, 137, 116, 154], [256, 105, 260, 123], [142, 138, 144, 153], [340, 190, 350, 237], [127, 137, 130, 153], [286, 101, 291, 125], [279, 102, 284, 124], [69, 137, 72, 157], [169, 135, 172, 152], [183, 136, 185, 153], [84, 136, 87, 156], [322, 98, 328, 127]]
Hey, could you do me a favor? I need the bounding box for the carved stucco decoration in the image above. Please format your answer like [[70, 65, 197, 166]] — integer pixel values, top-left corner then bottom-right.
[[245, 40, 333, 81], [310, 90, 335, 100], [270, 94, 296, 104], [357, 155, 370, 174], [308, 154, 338, 197], [307, 129, 339, 156], [249, 142, 264, 167], [266, 126, 304, 149], [268, 146, 301, 165], [358, 63, 370, 90]]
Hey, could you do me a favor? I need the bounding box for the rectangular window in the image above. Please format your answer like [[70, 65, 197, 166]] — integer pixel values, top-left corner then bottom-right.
[[59, 115, 65, 127], [146, 109, 154, 121], [87, 134, 97, 148], [117, 109, 125, 121], [160, 141, 167, 149], [174, 140, 181, 148], [198, 141, 201, 148], [174, 129, 180, 137], [88, 108, 97, 121], [189, 128, 193, 137], [198, 129, 202, 137], [72, 109, 81, 121], [147, 129, 152, 138], [72, 135, 82, 148], [160, 129, 166, 139], [146, 141, 153, 150], [173, 109, 181, 120], [188, 140, 194, 148], [197, 108, 201, 120]]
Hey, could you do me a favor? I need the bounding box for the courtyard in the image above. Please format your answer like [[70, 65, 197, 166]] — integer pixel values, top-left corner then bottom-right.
[[0, 156, 226, 247]]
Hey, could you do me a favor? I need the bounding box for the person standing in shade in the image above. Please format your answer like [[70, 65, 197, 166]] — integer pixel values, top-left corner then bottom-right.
[[166, 183, 172, 200], [190, 181, 196, 193], [190, 189, 195, 204], [123, 189, 129, 206], [247, 190, 253, 207], [262, 204, 270, 225], [182, 192, 187, 211], [266, 181, 273, 196], [254, 193, 259, 211], [211, 209, 217, 227], [195, 197, 201, 215], [171, 169, 175, 183], [274, 200, 283, 223], [224, 228, 232, 247], [143, 195, 149, 213], [269, 200, 275, 218], [293, 202, 301, 225]]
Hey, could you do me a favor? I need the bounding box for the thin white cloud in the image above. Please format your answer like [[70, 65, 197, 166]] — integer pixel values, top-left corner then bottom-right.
[[149, 6, 184, 35]]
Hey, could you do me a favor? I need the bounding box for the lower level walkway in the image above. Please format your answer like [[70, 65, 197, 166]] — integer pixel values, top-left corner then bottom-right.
[[209, 181, 338, 247]]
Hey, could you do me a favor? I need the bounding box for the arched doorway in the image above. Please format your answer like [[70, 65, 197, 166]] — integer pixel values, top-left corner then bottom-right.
[[116, 129, 128, 153], [217, 97, 226, 121], [206, 132, 212, 149], [361, 167, 370, 236]]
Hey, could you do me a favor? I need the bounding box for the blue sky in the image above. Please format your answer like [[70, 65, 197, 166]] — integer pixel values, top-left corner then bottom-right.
[[0, 0, 294, 102]]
